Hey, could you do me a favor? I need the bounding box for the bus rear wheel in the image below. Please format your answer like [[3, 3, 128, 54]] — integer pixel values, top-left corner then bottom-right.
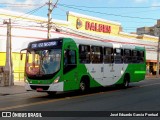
[[122, 74, 130, 88]]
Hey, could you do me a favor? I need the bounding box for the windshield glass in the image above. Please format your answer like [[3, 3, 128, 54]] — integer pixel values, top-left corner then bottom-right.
[[26, 49, 61, 76]]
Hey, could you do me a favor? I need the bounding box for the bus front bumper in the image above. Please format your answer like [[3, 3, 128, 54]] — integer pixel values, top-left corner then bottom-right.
[[25, 82, 64, 92]]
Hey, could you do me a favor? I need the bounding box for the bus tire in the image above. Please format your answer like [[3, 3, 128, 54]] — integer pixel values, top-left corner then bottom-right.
[[80, 77, 90, 92], [122, 74, 130, 88]]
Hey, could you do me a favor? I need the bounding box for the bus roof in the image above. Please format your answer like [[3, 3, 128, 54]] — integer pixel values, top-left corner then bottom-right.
[[69, 38, 145, 50], [27, 37, 145, 50]]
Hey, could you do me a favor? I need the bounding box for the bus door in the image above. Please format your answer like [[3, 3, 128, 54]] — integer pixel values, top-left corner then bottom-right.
[[103, 47, 115, 86], [63, 49, 78, 91], [89, 46, 103, 84], [112, 47, 124, 83], [103, 47, 124, 86]]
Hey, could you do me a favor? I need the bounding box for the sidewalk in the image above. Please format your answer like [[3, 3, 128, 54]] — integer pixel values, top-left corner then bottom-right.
[[0, 81, 27, 96], [145, 75, 160, 79]]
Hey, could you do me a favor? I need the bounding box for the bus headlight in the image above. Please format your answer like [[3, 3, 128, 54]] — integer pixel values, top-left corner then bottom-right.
[[54, 76, 60, 83]]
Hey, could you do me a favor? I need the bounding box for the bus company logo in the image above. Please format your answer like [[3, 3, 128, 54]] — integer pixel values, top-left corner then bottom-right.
[[76, 18, 83, 29]]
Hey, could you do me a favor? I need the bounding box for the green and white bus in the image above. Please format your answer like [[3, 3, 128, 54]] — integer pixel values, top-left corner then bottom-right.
[[22, 37, 146, 95]]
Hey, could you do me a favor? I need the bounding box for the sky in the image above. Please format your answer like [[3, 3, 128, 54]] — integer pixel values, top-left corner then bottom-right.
[[0, 0, 160, 33]]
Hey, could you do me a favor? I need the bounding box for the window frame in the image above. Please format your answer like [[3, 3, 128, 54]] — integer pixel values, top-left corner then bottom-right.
[[104, 47, 114, 63], [63, 49, 77, 74], [124, 49, 132, 63], [79, 45, 91, 64], [114, 48, 123, 64], [91, 46, 103, 64]]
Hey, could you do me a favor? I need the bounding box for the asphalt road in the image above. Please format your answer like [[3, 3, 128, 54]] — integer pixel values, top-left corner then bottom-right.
[[0, 78, 160, 120]]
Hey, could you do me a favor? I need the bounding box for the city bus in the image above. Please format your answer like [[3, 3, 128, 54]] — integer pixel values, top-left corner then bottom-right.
[[21, 37, 146, 95]]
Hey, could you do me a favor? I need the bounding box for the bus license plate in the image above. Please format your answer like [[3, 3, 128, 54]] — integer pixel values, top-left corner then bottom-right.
[[36, 88, 43, 92]]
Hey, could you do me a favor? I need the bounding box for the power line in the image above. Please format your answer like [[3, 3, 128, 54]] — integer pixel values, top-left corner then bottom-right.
[[52, 13, 66, 16], [58, 3, 160, 9], [1, 2, 160, 9], [58, 4, 157, 20], [0, 3, 42, 6], [56, 5, 156, 30], [55, 3, 158, 26], [24, 4, 47, 17], [12, 3, 47, 23], [0, 3, 47, 18], [120, 7, 160, 15], [54, 4, 156, 32], [0, 5, 39, 8]]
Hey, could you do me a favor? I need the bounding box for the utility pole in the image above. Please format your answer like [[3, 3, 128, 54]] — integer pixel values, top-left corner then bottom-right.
[[156, 28, 160, 77], [3, 18, 13, 86], [47, 0, 52, 39], [47, 0, 59, 39]]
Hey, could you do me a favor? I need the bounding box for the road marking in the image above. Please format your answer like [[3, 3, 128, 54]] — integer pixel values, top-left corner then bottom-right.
[[0, 98, 63, 111], [1, 81, 160, 111], [0, 89, 119, 111], [0, 92, 46, 101]]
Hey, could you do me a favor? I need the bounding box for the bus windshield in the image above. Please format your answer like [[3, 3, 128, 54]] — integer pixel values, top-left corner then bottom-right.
[[26, 49, 61, 76]]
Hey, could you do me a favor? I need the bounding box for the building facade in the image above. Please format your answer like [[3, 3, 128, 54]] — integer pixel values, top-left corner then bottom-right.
[[137, 20, 160, 37], [0, 9, 159, 82], [137, 19, 160, 75]]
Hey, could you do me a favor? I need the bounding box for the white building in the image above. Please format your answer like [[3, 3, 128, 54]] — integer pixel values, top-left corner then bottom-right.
[[0, 9, 159, 82]]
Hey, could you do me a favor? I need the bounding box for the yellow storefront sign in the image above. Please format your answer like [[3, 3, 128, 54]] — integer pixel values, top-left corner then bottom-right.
[[67, 11, 121, 36]]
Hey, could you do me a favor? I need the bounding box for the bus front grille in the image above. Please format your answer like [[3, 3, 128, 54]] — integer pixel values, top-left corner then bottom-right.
[[30, 85, 49, 90]]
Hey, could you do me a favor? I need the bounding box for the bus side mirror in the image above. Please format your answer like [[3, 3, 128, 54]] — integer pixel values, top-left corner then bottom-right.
[[20, 48, 27, 60], [20, 53, 23, 60]]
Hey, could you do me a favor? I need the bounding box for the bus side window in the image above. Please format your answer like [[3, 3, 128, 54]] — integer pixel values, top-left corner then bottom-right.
[[64, 50, 76, 65], [104, 47, 113, 63], [124, 49, 132, 63], [137, 51, 144, 63], [79, 45, 90, 63], [64, 49, 77, 74], [132, 50, 138, 63], [114, 48, 123, 63], [91, 46, 103, 63]]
